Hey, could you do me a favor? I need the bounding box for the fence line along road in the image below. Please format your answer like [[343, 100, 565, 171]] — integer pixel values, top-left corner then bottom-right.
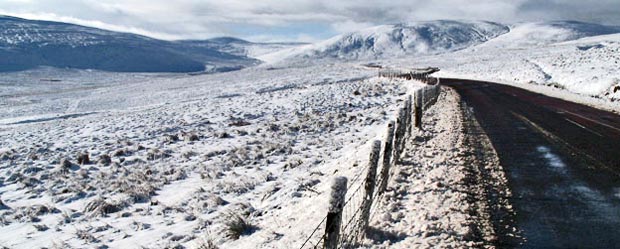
[[299, 73, 441, 249]]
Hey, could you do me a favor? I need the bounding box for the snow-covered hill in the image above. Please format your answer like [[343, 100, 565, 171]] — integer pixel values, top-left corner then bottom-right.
[[0, 15, 258, 73], [472, 21, 620, 49], [385, 21, 620, 108], [260, 20, 510, 64], [180, 37, 307, 60]]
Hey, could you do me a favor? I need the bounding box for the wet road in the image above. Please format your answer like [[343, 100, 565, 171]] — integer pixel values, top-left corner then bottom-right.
[[443, 78, 620, 248]]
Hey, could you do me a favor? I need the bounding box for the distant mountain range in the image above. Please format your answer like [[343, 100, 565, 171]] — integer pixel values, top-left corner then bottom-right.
[[0, 15, 261, 73], [180, 37, 306, 59], [259, 20, 510, 64], [260, 20, 620, 64], [1, 15, 620, 73]]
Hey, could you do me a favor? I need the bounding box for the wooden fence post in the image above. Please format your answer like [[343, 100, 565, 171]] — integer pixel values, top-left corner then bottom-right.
[[433, 85, 440, 105], [420, 88, 425, 110], [395, 107, 407, 158], [359, 140, 381, 235], [379, 122, 395, 194], [406, 95, 413, 136], [324, 177, 348, 249], [414, 89, 423, 129]]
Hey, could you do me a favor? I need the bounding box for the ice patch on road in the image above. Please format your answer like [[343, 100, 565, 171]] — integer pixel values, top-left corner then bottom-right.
[[573, 185, 605, 202], [536, 146, 566, 168]]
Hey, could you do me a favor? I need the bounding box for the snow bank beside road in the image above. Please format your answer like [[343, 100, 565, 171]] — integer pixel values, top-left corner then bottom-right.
[[367, 88, 517, 248]]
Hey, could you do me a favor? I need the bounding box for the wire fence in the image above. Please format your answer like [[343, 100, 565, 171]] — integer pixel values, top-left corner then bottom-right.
[[299, 76, 441, 249], [378, 68, 440, 84]]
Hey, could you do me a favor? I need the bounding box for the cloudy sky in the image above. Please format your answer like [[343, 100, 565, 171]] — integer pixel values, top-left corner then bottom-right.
[[1, 0, 619, 42]]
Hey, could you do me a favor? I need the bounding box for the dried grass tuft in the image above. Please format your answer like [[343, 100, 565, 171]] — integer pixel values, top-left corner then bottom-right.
[[223, 213, 256, 240]]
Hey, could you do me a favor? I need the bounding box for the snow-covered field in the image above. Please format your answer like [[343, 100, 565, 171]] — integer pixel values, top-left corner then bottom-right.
[[0, 63, 427, 248]]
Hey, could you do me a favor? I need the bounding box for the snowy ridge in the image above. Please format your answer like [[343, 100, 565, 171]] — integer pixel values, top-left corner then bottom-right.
[[473, 21, 620, 49], [0, 15, 258, 73], [180, 37, 307, 60], [260, 20, 509, 64], [0, 15, 125, 47]]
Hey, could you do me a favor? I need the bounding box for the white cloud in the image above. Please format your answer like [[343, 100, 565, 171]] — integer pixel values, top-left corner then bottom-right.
[[331, 20, 376, 34], [245, 33, 323, 43]]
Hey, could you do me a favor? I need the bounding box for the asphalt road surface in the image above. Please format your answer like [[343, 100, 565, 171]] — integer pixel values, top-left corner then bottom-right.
[[443, 78, 620, 248]]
